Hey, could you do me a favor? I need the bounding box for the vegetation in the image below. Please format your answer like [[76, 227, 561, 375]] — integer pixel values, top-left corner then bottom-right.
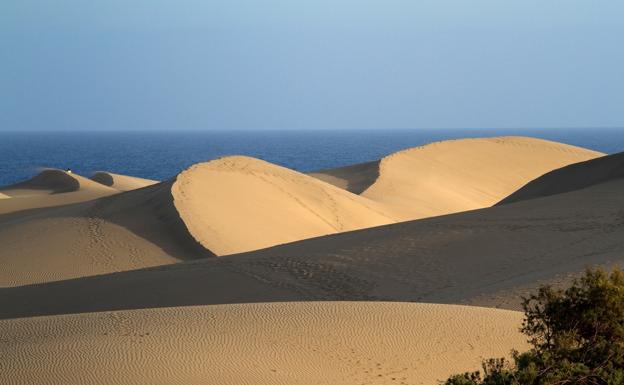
[[444, 267, 624, 385]]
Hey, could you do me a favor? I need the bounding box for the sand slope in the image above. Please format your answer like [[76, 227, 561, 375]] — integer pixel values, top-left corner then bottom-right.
[[0, 181, 210, 288], [499, 151, 624, 205], [172, 156, 395, 255], [358, 136, 603, 219], [91, 171, 158, 191], [0, 137, 606, 288], [0, 169, 119, 215], [4, 173, 623, 318], [0, 302, 527, 385]]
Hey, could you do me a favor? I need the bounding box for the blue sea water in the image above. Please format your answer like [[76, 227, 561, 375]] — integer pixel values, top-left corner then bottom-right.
[[0, 128, 622, 187]]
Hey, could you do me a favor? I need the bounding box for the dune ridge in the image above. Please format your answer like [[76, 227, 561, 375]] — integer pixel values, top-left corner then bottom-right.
[[91, 171, 158, 191], [0, 169, 120, 215], [4, 174, 624, 319], [0, 136, 608, 287], [0, 302, 527, 385], [358, 136, 604, 219], [498, 151, 624, 205], [171, 156, 396, 255]]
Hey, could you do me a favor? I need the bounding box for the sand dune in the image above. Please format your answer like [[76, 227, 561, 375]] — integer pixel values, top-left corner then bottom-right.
[[0, 302, 527, 385], [0, 169, 119, 215], [0, 181, 209, 288], [91, 171, 158, 191], [0, 137, 607, 288], [172, 156, 395, 255], [499, 151, 624, 205], [313, 137, 603, 219], [0, 192, 9, 199], [4, 173, 623, 318]]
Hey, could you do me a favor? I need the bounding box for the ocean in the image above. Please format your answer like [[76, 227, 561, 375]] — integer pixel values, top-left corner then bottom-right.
[[0, 128, 622, 186]]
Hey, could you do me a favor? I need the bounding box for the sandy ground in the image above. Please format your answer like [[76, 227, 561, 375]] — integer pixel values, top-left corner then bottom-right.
[[0, 136, 615, 385], [0, 137, 604, 287], [4, 174, 623, 318], [0, 180, 208, 287], [91, 171, 158, 191], [0, 302, 527, 385]]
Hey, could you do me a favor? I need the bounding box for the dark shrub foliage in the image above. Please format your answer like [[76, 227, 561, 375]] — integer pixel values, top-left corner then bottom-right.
[[444, 267, 624, 385]]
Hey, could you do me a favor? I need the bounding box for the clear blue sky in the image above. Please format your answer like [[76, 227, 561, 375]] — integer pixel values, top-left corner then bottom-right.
[[1, 1, 623, 131]]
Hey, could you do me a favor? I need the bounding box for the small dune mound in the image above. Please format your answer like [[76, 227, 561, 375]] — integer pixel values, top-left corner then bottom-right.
[[0, 192, 9, 199], [91, 171, 158, 192], [359, 136, 603, 220], [1, 169, 117, 197], [172, 156, 395, 255], [0, 170, 119, 215], [1, 169, 81, 196], [309, 160, 380, 194], [498, 151, 624, 205], [0, 302, 527, 385]]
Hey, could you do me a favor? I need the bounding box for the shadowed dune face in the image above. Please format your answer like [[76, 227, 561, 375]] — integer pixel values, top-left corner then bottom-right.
[[4, 176, 623, 319], [0, 137, 609, 287], [1, 169, 81, 196], [91, 171, 158, 191], [171, 156, 396, 255], [0, 180, 213, 288], [498, 151, 624, 205], [0, 302, 527, 385], [309, 160, 380, 194]]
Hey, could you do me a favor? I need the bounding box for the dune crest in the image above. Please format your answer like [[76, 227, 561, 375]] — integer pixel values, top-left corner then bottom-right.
[[0, 302, 527, 385], [172, 156, 395, 255], [0, 169, 119, 215], [91, 171, 158, 191], [358, 136, 603, 219]]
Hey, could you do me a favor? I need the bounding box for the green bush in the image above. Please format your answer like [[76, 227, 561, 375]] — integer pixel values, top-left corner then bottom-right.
[[444, 267, 624, 385]]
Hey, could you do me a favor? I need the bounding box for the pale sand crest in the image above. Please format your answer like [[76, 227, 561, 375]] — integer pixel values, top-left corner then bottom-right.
[[172, 156, 395, 255], [0, 302, 527, 385], [354, 136, 602, 220], [91, 171, 158, 191]]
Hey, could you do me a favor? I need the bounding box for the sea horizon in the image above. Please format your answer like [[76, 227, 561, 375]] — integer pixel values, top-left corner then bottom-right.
[[1, 127, 622, 186]]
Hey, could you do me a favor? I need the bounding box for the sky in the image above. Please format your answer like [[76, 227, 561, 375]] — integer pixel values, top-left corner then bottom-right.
[[1, 1, 623, 131]]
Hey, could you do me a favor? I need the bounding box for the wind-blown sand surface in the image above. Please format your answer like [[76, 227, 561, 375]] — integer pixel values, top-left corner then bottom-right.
[[2, 137, 601, 280], [498, 151, 624, 205], [0, 135, 615, 385], [0, 169, 119, 215], [0, 302, 527, 385], [0, 180, 209, 287], [91, 171, 158, 191], [4, 172, 623, 318], [314, 136, 603, 219], [172, 156, 395, 255]]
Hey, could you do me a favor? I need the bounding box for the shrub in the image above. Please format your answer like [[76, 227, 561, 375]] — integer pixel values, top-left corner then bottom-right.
[[444, 267, 624, 385]]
